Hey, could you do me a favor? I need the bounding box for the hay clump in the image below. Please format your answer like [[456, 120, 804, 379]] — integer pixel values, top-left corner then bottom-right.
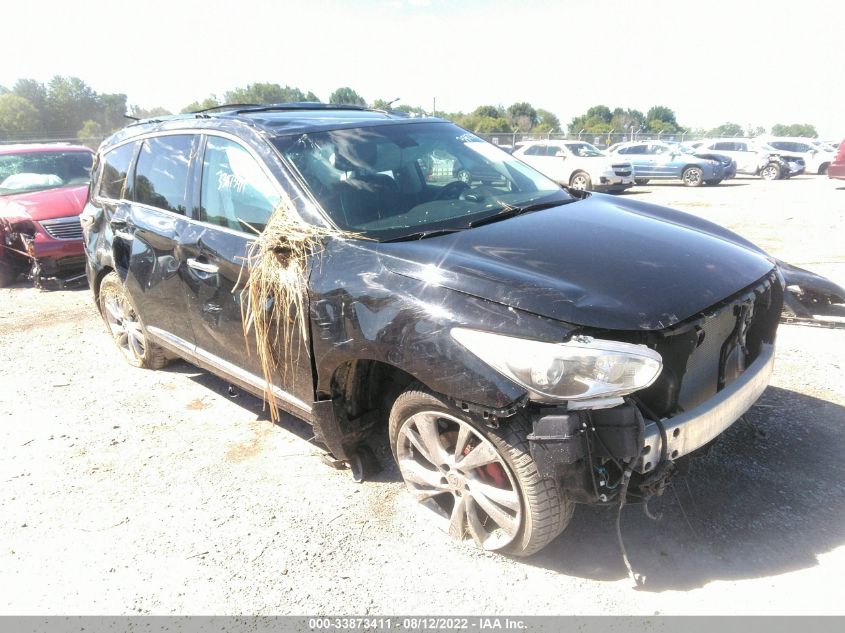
[[239, 201, 358, 422]]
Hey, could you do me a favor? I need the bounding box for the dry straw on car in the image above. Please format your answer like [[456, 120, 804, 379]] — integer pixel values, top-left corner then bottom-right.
[[238, 197, 359, 422]]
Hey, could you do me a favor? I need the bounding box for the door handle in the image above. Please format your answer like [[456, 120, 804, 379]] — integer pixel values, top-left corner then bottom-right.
[[187, 258, 219, 274]]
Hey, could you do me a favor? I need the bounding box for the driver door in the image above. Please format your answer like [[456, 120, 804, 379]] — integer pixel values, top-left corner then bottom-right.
[[181, 134, 315, 417]]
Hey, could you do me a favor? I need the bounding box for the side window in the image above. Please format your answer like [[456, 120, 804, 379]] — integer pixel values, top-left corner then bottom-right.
[[547, 146, 563, 156], [734, 142, 747, 152], [200, 136, 281, 234], [626, 145, 647, 154], [134, 135, 194, 214], [713, 142, 733, 151], [99, 142, 137, 200], [524, 145, 544, 156], [793, 143, 811, 152]]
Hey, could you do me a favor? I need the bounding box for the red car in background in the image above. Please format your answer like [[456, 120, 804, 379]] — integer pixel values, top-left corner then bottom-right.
[[828, 139, 845, 180], [0, 144, 94, 287]]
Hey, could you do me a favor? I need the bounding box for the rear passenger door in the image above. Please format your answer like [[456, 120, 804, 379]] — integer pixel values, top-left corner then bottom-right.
[[181, 134, 314, 416], [113, 133, 198, 347]]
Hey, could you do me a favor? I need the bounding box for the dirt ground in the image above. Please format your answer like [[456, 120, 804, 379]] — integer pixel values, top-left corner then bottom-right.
[[1, 174, 844, 615]]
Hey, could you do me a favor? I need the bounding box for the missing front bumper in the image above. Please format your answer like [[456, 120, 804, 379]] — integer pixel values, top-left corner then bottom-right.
[[636, 343, 775, 473]]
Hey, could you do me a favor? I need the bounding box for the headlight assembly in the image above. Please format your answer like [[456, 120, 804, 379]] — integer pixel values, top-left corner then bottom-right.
[[451, 328, 663, 402]]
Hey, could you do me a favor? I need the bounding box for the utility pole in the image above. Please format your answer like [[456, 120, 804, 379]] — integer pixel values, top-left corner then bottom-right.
[[432, 97, 436, 115]]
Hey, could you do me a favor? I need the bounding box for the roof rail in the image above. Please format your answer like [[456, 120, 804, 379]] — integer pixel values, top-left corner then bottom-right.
[[230, 102, 374, 115], [189, 103, 262, 114]]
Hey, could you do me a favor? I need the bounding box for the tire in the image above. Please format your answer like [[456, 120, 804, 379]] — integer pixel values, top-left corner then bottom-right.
[[634, 178, 649, 186], [569, 171, 591, 191], [703, 179, 723, 186], [98, 271, 170, 369], [682, 166, 704, 187], [819, 163, 830, 176], [760, 162, 780, 180], [388, 384, 573, 556]]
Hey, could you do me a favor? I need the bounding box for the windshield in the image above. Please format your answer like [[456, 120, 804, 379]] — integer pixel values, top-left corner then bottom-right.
[[564, 142, 604, 157], [273, 122, 571, 241], [0, 150, 94, 196]]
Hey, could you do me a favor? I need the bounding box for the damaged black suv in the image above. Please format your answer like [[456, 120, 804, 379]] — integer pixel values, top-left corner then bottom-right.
[[81, 104, 782, 556]]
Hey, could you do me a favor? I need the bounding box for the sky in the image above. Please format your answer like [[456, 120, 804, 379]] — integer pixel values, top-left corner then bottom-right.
[[3, 0, 843, 138]]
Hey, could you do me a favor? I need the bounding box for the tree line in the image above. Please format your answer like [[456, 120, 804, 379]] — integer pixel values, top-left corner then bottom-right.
[[0, 76, 821, 143]]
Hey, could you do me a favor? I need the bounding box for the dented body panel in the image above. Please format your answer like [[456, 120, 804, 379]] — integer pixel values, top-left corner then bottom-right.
[[82, 108, 784, 502]]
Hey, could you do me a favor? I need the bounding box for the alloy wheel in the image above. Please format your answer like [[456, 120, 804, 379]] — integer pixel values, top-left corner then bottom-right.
[[396, 411, 522, 551], [104, 295, 146, 364]]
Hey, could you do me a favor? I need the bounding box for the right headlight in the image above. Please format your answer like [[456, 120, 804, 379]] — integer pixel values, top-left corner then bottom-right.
[[451, 328, 662, 402]]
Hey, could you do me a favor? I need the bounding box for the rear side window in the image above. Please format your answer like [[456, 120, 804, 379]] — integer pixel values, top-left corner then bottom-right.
[[523, 145, 545, 156], [99, 143, 136, 200], [199, 136, 280, 233], [134, 135, 194, 214], [713, 142, 734, 151]]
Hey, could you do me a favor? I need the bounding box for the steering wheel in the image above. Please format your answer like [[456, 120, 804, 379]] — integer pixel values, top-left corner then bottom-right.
[[434, 180, 470, 201]]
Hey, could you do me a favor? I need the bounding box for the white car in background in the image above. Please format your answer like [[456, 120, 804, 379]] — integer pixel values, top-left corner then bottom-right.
[[760, 137, 836, 175], [692, 139, 803, 179], [512, 140, 634, 192]]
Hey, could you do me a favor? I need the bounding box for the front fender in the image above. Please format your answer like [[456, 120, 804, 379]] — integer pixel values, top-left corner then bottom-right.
[[309, 240, 576, 411]]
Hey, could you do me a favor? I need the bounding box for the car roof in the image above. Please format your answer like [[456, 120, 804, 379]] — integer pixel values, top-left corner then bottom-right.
[[0, 143, 93, 155], [101, 103, 445, 151]]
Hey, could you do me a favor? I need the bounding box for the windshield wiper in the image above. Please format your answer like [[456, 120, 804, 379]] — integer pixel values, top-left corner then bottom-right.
[[383, 228, 464, 243], [468, 199, 573, 228]]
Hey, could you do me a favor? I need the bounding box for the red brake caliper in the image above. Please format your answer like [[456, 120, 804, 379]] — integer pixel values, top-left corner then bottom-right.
[[463, 443, 508, 487]]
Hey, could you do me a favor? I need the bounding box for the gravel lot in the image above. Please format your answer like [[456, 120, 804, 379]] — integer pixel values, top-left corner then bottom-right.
[[2, 174, 844, 615]]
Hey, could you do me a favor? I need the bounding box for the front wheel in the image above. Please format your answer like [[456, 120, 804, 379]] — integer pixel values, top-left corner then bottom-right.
[[682, 166, 704, 187], [760, 162, 781, 180], [389, 385, 572, 556], [819, 163, 830, 176], [704, 179, 723, 186], [634, 178, 649, 186], [569, 171, 592, 191], [98, 271, 170, 369]]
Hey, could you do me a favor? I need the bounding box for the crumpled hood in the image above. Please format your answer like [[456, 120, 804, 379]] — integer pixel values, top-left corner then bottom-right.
[[376, 194, 775, 331], [0, 185, 88, 222]]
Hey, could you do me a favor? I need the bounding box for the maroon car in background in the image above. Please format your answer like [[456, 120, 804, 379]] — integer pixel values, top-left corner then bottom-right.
[[0, 144, 94, 287], [827, 139, 845, 180]]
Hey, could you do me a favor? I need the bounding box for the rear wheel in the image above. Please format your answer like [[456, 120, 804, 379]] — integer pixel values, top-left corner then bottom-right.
[[98, 271, 170, 369], [682, 166, 704, 187], [634, 178, 649, 185], [569, 171, 592, 191], [819, 163, 830, 176], [760, 162, 780, 180], [389, 385, 572, 556]]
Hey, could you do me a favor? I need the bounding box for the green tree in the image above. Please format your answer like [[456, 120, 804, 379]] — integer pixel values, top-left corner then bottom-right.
[[224, 83, 319, 104], [99, 93, 128, 133], [473, 105, 504, 119], [707, 122, 743, 137], [507, 102, 538, 131], [44, 76, 98, 137], [771, 123, 818, 137], [329, 87, 366, 106], [130, 105, 172, 119], [535, 108, 561, 133], [77, 119, 105, 148], [181, 96, 220, 113], [12, 79, 47, 131], [0, 93, 40, 139], [746, 125, 766, 137]]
